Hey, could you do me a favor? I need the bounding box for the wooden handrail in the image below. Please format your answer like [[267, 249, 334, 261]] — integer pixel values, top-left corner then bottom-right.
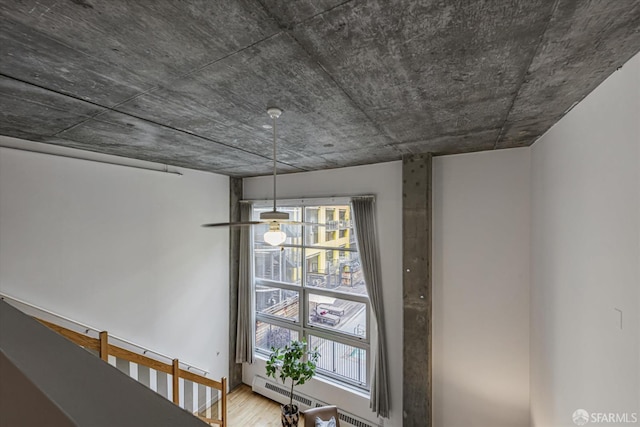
[[35, 318, 227, 427], [38, 319, 100, 351], [179, 368, 222, 389], [110, 345, 173, 374]]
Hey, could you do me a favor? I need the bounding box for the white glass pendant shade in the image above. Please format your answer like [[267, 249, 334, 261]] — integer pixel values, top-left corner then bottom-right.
[[264, 223, 286, 246]]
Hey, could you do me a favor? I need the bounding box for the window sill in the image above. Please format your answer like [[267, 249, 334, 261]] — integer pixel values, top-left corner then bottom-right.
[[253, 353, 370, 399]]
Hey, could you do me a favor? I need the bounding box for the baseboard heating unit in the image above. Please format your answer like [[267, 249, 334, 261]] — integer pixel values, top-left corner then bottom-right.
[[252, 375, 382, 427]]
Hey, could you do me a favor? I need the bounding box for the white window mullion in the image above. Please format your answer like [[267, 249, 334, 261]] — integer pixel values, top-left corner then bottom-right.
[[279, 243, 357, 253], [306, 287, 369, 305], [255, 278, 301, 292], [306, 327, 370, 350], [301, 212, 307, 334], [255, 313, 301, 330]]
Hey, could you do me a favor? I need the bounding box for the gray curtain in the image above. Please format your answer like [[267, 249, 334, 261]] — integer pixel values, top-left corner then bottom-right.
[[235, 202, 254, 363], [351, 196, 390, 418]]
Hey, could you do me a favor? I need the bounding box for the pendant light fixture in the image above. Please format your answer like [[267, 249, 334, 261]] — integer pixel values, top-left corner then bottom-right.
[[261, 107, 287, 246], [203, 107, 321, 246]]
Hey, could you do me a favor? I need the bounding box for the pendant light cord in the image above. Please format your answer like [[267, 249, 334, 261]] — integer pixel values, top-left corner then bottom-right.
[[272, 114, 277, 213]]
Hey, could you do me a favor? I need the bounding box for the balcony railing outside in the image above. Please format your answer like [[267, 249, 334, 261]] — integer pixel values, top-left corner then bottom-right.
[[309, 335, 367, 388]]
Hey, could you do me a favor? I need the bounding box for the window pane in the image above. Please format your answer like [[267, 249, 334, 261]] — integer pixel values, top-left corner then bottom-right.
[[304, 205, 355, 248], [308, 293, 367, 338], [255, 321, 299, 352], [305, 208, 320, 245], [256, 285, 299, 321], [304, 248, 368, 297], [308, 335, 367, 387], [255, 245, 302, 285]]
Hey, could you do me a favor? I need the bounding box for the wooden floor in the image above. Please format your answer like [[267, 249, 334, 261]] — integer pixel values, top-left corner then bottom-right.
[[220, 384, 308, 427]]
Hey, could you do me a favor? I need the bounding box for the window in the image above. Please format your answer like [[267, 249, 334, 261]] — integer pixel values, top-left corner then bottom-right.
[[325, 208, 335, 222], [252, 202, 370, 390], [307, 208, 319, 244], [338, 209, 350, 239], [325, 230, 337, 241]]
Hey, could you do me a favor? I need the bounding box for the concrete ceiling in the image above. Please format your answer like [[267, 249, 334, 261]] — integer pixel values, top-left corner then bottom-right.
[[1, 1, 639, 177]]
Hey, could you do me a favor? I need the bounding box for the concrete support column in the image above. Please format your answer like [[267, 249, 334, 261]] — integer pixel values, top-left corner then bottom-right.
[[228, 177, 243, 390], [402, 153, 432, 426]]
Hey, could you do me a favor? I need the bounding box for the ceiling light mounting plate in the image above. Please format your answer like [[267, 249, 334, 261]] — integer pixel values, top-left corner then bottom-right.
[[267, 107, 282, 119]]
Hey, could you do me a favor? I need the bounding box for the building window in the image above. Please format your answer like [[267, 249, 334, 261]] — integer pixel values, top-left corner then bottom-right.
[[325, 230, 337, 241], [252, 202, 369, 391], [307, 208, 319, 244]]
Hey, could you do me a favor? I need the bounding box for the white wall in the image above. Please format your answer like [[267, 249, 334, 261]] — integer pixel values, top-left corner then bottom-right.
[[432, 148, 531, 427], [530, 52, 640, 427], [0, 137, 230, 379], [243, 161, 403, 427]]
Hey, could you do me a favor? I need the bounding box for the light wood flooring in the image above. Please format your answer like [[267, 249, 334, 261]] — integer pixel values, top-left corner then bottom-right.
[[216, 384, 308, 427]]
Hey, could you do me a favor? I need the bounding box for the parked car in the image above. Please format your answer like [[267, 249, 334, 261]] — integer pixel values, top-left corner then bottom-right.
[[311, 310, 340, 326]]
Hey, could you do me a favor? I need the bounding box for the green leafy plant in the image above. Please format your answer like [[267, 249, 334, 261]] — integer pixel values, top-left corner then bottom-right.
[[265, 339, 320, 411]]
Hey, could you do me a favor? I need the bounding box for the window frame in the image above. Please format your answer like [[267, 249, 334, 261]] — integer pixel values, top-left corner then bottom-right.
[[250, 197, 371, 391]]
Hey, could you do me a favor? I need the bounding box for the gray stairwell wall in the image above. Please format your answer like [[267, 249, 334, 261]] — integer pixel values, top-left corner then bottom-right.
[[0, 300, 207, 427]]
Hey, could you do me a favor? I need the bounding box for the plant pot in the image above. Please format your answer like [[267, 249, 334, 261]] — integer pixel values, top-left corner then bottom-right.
[[281, 403, 299, 427]]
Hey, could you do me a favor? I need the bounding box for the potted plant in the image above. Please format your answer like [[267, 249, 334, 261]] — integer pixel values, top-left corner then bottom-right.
[[266, 339, 320, 427]]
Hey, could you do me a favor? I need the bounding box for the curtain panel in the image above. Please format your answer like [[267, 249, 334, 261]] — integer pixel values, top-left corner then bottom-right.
[[351, 196, 390, 418], [235, 202, 254, 364]]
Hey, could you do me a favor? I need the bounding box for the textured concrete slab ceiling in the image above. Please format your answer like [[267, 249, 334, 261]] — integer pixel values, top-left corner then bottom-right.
[[1, 0, 639, 177]]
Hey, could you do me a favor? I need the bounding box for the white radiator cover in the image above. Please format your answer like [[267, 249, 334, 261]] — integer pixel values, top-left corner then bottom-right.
[[251, 376, 382, 427]]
